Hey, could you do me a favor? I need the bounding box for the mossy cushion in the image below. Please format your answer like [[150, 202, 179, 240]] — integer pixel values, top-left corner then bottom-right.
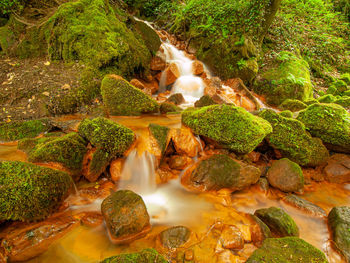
[[101, 248, 167, 263]]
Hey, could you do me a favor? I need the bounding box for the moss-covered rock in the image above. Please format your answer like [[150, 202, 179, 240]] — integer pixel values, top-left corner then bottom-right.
[[101, 75, 159, 116], [190, 154, 261, 191], [132, 19, 161, 55], [255, 207, 299, 237], [318, 94, 336, 103], [101, 190, 150, 243], [334, 96, 350, 109], [0, 161, 72, 221], [149, 123, 170, 155], [159, 102, 182, 114], [83, 148, 113, 182], [279, 99, 307, 112], [182, 105, 272, 154], [246, 237, 328, 263], [328, 206, 350, 262], [0, 119, 51, 142], [297, 103, 350, 153], [340, 73, 350, 85], [259, 109, 329, 166], [279, 110, 293, 118], [194, 95, 218, 107], [167, 93, 185, 105], [254, 51, 313, 105], [101, 248, 167, 263], [327, 80, 348, 95], [78, 117, 135, 157], [17, 136, 58, 154]]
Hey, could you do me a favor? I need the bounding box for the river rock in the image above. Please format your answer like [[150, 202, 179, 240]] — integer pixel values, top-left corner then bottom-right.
[[150, 51, 166, 71], [0, 213, 79, 262], [101, 249, 167, 263], [279, 99, 308, 112], [160, 102, 182, 114], [159, 226, 191, 249], [149, 123, 170, 158], [82, 147, 112, 182], [282, 195, 326, 217], [192, 60, 204, 75], [109, 158, 124, 182], [328, 206, 350, 262], [101, 75, 159, 116], [166, 93, 185, 105], [254, 207, 299, 237], [324, 154, 350, 183], [250, 215, 272, 247], [101, 190, 151, 244], [246, 237, 328, 263], [219, 225, 244, 250], [182, 105, 272, 154], [297, 103, 350, 153], [163, 63, 181, 86], [168, 155, 193, 170], [170, 127, 200, 157], [189, 154, 260, 191], [259, 109, 329, 166], [267, 158, 304, 193], [130, 78, 146, 90], [0, 161, 72, 222]]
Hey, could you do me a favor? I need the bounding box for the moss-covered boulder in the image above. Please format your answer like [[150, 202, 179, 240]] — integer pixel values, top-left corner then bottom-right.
[[318, 94, 337, 104], [101, 190, 151, 244], [166, 93, 185, 105], [194, 95, 218, 107], [182, 105, 272, 154], [132, 19, 161, 55], [0, 161, 72, 221], [189, 154, 260, 191], [78, 117, 135, 157], [279, 110, 293, 118], [246, 237, 328, 263], [254, 52, 313, 105], [83, 148, 113, 182], [254, 207, 299, 237], [328, 206, 350, 262], [101, 248, 167, 263], [149, 123, 170, 156], [101, 75, 159, 116], [27, 133, 87, 176], [259, 109, 329, 166], [18, 136, 58, 154], [159, 102, 182, 114], [0, 119, 51, 142], [267, 158, 304, 193], [297, 103, 350, 153], [327, 80, 348, 95], [279, 99, 307, 112]]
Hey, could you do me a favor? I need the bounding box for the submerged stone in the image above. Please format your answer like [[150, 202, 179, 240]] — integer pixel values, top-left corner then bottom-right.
[[101, 190, 151, 244], [159, 226, 191, 249], [323, 154, 350, 183], [328, 206, 350, 262], [259, 109, 329, 166], [0, 161, 72, 222], [101, 248, 167, 263], [254, 207, 299, 237], [182, 105, 272, 154], [267, 158, 304, 193], [297, 103, 350, 153], [246, 237, 328, 263], [282, 195, 326, 217], [101, 75, 159, 116]]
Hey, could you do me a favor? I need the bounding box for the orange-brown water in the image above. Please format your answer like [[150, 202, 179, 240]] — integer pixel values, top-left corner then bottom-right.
[[1, 115, 348, 263]]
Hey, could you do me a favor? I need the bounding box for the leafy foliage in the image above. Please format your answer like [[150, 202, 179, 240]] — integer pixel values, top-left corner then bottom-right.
[[0, 0, 23, 15]]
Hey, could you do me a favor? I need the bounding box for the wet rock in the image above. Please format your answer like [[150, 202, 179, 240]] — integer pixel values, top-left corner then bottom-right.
[[80, 212, 104, 227], [259, 109, 329, 166], [160, 102, 182, 114], [297, 103, 350, 153], [101, 190, 151, 244], [82, 148, 112, 182], [163, 63, 181, 86], [101, 75, 159, 116], [267, 158, 304, 193], [130, 78, 146, 90], [247, 151, 261, 163], [159, 226, 191, 249], [170, 127, 200, 157], [219, 225, 244, 250], [280, 110, 293, 118], [324, 154, 350, 183], [192, 60, 204, 75], [258, 177, 269, 192], [155, 166, 177, 184], [132, 19, 161, 54], [189, 154, 260, 191], [194, 95, 220, 107], [250, 215, 272, 247], [109, 158, 124, 182], [246, 237, 328, 263], [149, 123, 170, 158], [0, 213, 79, 262], [282, 195, 326, 217], [328, 206, 350, 262], [254, 207, 299, 237], [0, 161, 72, 221], [182, 105, 272, 154], [168, 155, 193, 170], [166, 93, 185, 105], [150, 52, 166, 71], [254, 51, 313, 105], [279, 99, 307, 112], [101, 248, 167, 263], [0, 118, 51, 142]]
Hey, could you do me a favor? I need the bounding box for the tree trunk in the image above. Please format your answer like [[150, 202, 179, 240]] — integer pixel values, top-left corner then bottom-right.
[[259, 0, 282, 46]]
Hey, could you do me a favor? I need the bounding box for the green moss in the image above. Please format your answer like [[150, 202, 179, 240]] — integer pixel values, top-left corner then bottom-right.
[[340, 73, 350, 85], [18, 136, 57, 154], [28, 133, 87, 173], [279, 110, 293, 118], [0, 119, 51, 142], [149, 123, 170, 155], [194, 95, 218, 107], [318, 94, 336, 103], [87, 148, 113, 181], [78, 117, 135, 157], [0, 161, 72, 221], [182, 105, 272, 154], [0, 24, 14, 54], [101, 75, 159, 116], [101, 248, 167, 263], [327, 80, 348, 95], [279, 99, 307, 112], [132, 19, 161, 54], [259, 109, 329, 166], [304, 98, 319, 106], [334, 96, 350, 108], [254, 51, 313, 105], [255, 207, 299, 237], [246, 237, 328, 263], [297, 103, 350, 153], [160, 102, 182, 114]]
